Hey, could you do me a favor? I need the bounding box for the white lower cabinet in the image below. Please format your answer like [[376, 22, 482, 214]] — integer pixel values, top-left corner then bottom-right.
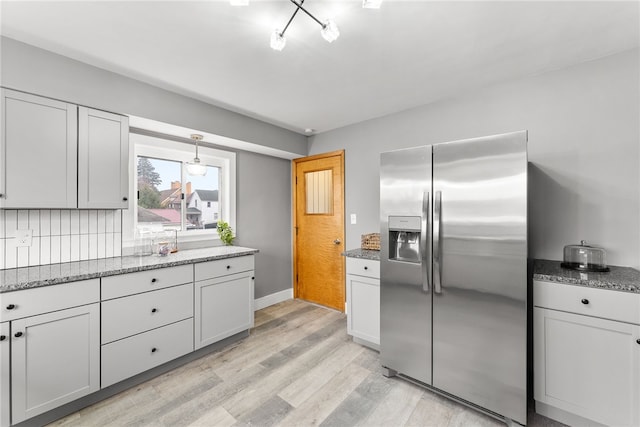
[[101, 318, 194, 388], [195, 257, 255, 349], [346, 257, 380, 349], [11, 303, 100, 424], [1, 322, 9, 427], [534, 280, 640, 427]]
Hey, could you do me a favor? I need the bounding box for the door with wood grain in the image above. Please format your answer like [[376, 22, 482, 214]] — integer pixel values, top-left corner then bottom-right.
[[293, 150, 345, 311]]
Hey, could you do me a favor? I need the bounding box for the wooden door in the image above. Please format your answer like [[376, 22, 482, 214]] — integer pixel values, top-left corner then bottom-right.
[[293, 150, 345, 311]]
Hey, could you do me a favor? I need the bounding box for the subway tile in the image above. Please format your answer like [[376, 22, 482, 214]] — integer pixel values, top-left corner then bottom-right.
[[29, 210, 40, 237], [0, 239, 5, 269], [29, 237, 40, 266], [40, 236, 51, 265], [89, 210, 98, 234], [5, 238, 17, 269], [114, 211, 122, 233], [17, 246, 29, 268], [80, 234, 89, 261], [89, 234, 98, 259], [97, 210, 106, 234], [114, 233, 122, 257], [40, 210, 51, 236], [60, 210, 71, 235], [70, 234, 80, 262], [105, 233, 114, 258], [17, 210, 29, 231], [70, 210, 80, 235], [105, 210, 115, 233], [50, 210, 61, 236], [61, 235, 71, 263], [50, 235, 61, 264], [97, 233, 106, 259], [0, 210, 4, 239], [5, 210, 17, 238], [79, 210, 89, 234]]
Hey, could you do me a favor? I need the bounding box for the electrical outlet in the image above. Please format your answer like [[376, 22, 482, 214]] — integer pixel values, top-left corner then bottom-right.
[[350, 214, 357, 225], [16, 229, 32, 247]]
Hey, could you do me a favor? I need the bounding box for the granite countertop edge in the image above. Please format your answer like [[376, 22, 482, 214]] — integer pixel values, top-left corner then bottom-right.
[[341, 249, 639, 294], [0, 247, 259, 293]]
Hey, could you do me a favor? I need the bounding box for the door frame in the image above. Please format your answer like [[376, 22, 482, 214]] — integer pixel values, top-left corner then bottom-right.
[[292, 149, 345, 301]]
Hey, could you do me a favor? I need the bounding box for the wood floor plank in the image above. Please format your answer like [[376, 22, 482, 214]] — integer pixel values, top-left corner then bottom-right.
[[278, 362, 370, 426], [234, 395, 293, 427], [186, 406, 236, 427], [359, 378, 424, 427], [405, 390, 458, 427]]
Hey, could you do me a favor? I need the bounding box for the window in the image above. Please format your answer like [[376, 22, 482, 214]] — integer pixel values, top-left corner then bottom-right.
[[125, 133, 236, 245]]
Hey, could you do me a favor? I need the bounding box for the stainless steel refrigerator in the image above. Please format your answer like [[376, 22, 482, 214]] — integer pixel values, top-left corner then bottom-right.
[[380, 131, 528, 425]]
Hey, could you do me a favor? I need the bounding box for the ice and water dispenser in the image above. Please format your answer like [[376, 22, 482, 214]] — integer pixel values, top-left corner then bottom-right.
[[388, 216, 422, 263]]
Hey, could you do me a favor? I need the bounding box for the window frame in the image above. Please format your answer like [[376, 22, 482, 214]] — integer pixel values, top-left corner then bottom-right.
[[124, 133, 236, 248]]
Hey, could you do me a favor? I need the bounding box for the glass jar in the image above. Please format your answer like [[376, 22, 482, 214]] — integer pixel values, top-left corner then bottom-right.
[[133, 230, 154, 256], [561, 240, 609, 272]]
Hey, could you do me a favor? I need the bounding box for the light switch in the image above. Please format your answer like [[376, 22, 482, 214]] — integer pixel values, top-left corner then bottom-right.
[[350, 214, 357, 225]]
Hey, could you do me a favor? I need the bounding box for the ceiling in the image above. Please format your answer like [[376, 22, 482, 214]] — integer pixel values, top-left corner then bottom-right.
[[1, 1, 638, 135]]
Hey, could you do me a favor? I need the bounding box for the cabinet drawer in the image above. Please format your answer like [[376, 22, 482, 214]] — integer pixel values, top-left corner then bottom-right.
[[346, 257, 380, 279], [0, 279, 99, 322], [101, 264, 193, 300], [534, 280, 640, 325], [195, 256, 254, 281], [101, 318, 193, 388], [101, 284, 193, 344]]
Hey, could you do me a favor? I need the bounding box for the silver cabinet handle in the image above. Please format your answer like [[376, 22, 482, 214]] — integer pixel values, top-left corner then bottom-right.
[[333, 239, 341, 245], [434, 191, 442, 294], [421, 191, 430, 292]]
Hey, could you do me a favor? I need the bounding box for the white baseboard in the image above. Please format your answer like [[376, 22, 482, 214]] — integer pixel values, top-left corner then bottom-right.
[[254, 288, 293, 311]]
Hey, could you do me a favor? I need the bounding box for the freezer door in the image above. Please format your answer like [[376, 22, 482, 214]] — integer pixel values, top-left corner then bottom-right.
[[380, 145, 432, 385], [432, 131, 528, 424]]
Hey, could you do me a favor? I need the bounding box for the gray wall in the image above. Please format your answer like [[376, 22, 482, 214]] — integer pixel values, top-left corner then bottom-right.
[[1, 37, 296, 298], [0, 36, 307, 156], [235, 151, 292, 299], [309, 48, 640, 269]]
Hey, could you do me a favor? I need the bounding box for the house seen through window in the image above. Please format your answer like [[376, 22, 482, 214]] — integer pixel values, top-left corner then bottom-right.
[[137, 156, 221, 232]]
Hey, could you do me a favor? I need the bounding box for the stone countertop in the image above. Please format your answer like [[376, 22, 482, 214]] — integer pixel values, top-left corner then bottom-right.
[[0, 246, 259, 293], [533, 259, 640, 294], [342, 248, 381, 261]]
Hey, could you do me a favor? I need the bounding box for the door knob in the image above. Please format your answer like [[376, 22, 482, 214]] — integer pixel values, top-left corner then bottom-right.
[[334, 239, 341, 245]]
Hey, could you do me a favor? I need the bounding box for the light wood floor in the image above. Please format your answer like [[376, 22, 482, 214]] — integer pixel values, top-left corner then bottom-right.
[[50, 299, 564, 427]]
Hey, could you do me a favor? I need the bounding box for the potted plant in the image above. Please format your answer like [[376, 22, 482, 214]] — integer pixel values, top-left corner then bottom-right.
[[216, 220, 235, 246]]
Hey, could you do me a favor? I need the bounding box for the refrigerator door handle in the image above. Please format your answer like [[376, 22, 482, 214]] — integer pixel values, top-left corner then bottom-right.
[[421, 191, 430, 292], [434, 191, 442, 294]]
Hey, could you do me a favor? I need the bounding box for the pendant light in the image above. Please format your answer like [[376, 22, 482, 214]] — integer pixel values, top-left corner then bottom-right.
[[269, 0, 339, 51], [186, 134, 207, 176]]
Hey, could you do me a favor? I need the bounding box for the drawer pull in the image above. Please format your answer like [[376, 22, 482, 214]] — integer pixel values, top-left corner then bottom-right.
[[581, 299, 589, 305], [14, 332, 23, 338], [0, 335, 6, 341], [6, 304, 16, 310], [151, 308, 157, 313], [151, 347, 157, 353], [122, 197, 128, 201], [252, 277, 255, 280], [637, 339, 640, 345], [226, 265, 231, 270], [151, 278, 157, 283], [364, 266, 369, 270]]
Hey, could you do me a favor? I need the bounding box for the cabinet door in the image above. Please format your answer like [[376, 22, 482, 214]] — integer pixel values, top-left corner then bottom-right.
[[78, 107, 129, 209], [534, 307, 640, 427], [11, 304, 100, 424], [0, 323, 9, 427], [346, 274, 380, 346], [195, 271, 254, 349], [0, 89, 77, 208]]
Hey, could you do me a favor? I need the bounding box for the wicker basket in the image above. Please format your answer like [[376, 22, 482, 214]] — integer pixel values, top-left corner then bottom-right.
[[361, 233, 381, 251]]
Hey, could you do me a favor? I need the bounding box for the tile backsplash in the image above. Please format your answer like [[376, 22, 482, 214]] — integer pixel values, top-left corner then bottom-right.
[[0, 209, 122, 269]]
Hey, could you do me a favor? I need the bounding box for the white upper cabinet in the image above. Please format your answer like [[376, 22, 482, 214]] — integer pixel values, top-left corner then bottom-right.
[[0, 88, 77, 209], [1, 88, 129, 209], [78, 107, 129, 209]]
